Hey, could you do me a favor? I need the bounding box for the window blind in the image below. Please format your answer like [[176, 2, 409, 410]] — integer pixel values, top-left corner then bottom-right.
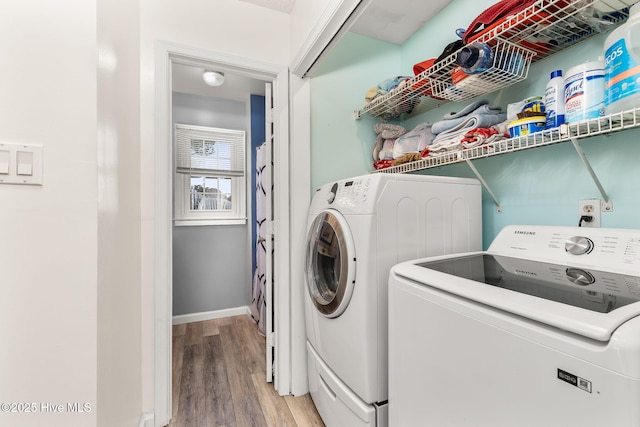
[[175, 124, 245, 177]]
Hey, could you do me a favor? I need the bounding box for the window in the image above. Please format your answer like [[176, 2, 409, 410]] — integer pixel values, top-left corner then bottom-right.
[[174, 124, 246, 225]]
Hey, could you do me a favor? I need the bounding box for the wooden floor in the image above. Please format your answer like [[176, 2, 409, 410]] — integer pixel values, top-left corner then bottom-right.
[[169, 315, 325, 427]]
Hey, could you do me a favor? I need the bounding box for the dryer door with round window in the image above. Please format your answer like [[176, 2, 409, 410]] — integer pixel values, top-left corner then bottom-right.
[[305, 209, 356, 318]]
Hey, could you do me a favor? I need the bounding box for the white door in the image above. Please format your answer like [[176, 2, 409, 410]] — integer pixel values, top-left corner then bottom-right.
[[264, 82, 275, 383]]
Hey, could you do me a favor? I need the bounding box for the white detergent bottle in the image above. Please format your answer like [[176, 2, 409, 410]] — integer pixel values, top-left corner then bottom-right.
[[544, 69, 565, 128], [604, 3, 640, 115]]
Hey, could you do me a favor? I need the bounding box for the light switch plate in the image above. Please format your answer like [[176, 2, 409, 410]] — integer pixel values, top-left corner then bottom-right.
[[0, 150, 9, 174], [0, 143, 43, 185]]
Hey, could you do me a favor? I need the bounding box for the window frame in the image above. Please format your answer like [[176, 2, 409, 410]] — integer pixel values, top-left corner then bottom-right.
[[173, 123, 247, 226]]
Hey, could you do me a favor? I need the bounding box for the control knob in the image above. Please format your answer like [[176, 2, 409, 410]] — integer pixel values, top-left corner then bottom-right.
[[327, 183, 339, 204], [565, 236, 594, 255], [566, 268, 596, 286]]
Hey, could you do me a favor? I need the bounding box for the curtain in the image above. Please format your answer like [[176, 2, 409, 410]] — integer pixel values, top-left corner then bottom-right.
[[251, 143, 267, 335]]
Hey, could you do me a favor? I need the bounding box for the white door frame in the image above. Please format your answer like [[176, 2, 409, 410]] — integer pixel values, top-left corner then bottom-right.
[[153, 42, 292, 426]]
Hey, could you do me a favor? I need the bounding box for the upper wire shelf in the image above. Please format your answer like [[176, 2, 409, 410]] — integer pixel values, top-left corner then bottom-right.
[[373, 107, 640, 174], [355, 0, 635, 121]]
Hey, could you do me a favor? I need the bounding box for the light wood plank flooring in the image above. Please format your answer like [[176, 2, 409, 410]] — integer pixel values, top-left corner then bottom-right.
[[169, 315, 325, 427]]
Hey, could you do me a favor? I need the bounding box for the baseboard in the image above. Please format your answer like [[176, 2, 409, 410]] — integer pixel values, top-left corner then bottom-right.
[[172, 306, 251, 325], [138, 412, 153, 427]]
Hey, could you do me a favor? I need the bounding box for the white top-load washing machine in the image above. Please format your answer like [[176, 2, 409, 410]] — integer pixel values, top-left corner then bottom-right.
[[305, 173, 482, 427], [389, 225, 640, 427]]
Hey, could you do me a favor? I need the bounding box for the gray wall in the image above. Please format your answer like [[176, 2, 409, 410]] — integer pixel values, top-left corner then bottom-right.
[[172, 91, 250, 315]]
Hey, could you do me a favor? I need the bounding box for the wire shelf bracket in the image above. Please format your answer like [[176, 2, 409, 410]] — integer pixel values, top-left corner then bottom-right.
[[465, 159, 502, 213], [569, 136, 614, 212]]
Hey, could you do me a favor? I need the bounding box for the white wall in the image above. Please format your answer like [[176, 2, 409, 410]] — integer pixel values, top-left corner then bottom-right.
[[289, 0, 365, 76], [97, 0, 144, 425], [141, 0, 291, 66], [0, 2, 351, 426], [0, 1, 98, 426], [290, 0, 338, 59]]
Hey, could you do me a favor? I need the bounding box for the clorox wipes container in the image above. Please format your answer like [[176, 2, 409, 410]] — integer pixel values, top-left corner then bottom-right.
[[564, 60, 605, 122], [605, 3, 640, 115]]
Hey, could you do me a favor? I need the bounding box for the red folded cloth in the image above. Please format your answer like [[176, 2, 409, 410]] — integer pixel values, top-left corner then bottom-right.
[[411, 58, 446, 99], [373, 159, 394, 170], [413, 58, 436, 76], [461, 127, 499, 143], [462, 0, 538, 43]]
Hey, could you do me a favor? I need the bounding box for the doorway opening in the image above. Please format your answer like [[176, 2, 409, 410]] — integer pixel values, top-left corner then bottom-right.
[[154, 43, 292, 427], [170, 63, 264, 318]]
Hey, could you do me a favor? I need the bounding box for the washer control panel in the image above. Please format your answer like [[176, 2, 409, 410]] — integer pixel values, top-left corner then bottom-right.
[[488, 225, 640, 273], [328, 176, 375, 210]]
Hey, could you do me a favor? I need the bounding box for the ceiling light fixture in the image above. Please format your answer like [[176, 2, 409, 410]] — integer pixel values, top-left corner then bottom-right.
[[202, 70, 225, 87]]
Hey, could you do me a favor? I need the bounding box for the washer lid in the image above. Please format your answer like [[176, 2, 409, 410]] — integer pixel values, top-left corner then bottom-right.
[[392, 253, 640, 342]]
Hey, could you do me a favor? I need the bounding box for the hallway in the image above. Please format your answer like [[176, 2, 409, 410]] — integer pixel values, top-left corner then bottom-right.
[[170, 315, 324, 426]]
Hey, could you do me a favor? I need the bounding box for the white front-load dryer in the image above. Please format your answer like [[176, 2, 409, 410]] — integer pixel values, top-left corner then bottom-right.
[[304, 173, 482, 427]]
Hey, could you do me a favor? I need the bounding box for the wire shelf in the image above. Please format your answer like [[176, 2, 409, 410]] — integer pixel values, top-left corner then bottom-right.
[[373, 107, 640, 174], [356, 0, 636, 120], [356, 86, 444, 121]]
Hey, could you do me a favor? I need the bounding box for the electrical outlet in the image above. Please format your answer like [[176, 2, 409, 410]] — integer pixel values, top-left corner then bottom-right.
[[578, 199, 601, 227]]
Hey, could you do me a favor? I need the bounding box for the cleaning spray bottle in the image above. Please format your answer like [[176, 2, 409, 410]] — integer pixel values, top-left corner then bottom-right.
[[544, 70, 565, 129]]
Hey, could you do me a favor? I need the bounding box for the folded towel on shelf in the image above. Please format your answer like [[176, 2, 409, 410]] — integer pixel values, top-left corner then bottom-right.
[[441, 100, 493, 120], [429, 120, 511, 156], [460, 124, 509, 149], [392, 122, 435, 159], [373, 123, 408, 161], [378, 76, 412, 93], [430, 111, 506, 154], [364, 86, 378, 105], [364, 76, 413, 107], [433, 112, 507, 143], [432, 100, 503, 132], [365, 78, 420, 119], [432, 101, 506, 136], [492, 120, 510, 137], [429, 135, 465, 154], [378, 139, 397, 160]]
